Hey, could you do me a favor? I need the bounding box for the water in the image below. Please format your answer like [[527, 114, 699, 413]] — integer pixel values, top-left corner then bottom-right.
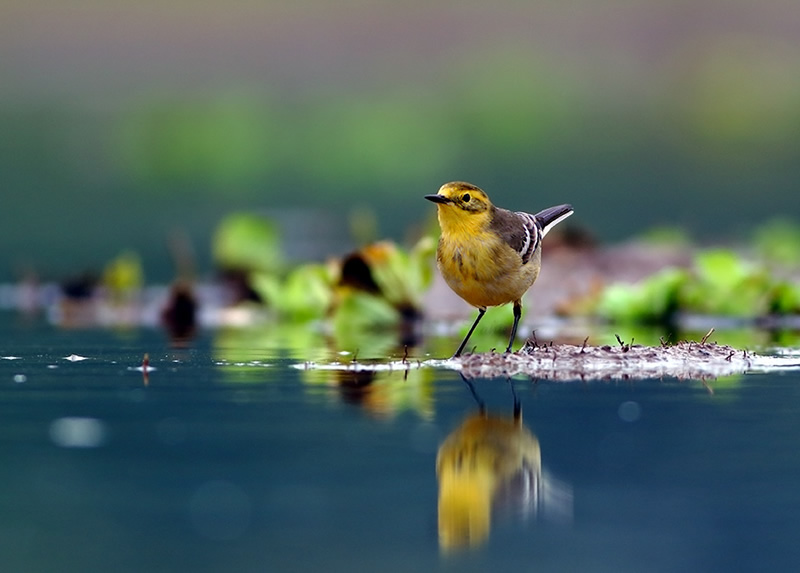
[[1, 316, 800, 572]]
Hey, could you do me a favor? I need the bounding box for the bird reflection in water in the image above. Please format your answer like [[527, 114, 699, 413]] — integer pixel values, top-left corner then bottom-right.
[[436, 378, 572, 551]]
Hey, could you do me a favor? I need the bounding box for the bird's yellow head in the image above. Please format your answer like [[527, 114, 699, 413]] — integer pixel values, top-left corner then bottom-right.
[[425, 181, 491, 213], [425, 182, 493, 235]]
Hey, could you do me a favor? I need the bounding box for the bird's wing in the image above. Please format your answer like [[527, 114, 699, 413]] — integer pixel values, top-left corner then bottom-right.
[[491, 208, 541, 266]]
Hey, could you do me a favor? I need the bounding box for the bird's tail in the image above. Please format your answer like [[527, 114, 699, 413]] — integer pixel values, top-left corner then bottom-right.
[[535, 204, 573, 237]]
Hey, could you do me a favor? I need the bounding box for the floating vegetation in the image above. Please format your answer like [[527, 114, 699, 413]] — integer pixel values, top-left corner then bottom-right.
[[562, 221, 800, 327], [297, 331, 800, 383], [5, 205, 800, 360]]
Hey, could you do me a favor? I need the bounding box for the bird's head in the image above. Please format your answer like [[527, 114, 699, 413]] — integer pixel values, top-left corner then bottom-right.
[[425, 182, 492, 215]]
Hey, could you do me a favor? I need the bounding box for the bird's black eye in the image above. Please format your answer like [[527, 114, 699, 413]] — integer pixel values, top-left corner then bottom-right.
[[461, 193, 471, 203]]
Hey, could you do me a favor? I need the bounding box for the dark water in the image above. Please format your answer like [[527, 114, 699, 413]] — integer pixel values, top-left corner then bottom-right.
[[1, 316, 800, 573]]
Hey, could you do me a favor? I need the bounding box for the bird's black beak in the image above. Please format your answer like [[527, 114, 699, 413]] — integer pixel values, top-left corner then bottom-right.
[[425, 194, 452, 204]]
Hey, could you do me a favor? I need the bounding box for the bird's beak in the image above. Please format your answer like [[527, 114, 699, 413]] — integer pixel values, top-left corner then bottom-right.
[[425, 194, 453, 204]]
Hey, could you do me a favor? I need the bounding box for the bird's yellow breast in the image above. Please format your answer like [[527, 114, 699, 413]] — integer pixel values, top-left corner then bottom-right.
[[436, 230, 540, 309]]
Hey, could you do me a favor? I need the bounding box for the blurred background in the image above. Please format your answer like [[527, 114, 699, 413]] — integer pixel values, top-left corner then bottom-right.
[[3, 0, 800, 283]]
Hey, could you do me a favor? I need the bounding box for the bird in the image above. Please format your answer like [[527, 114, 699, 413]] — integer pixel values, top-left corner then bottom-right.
[[436, 406, 542, 551], [425, 181, 573, 357]]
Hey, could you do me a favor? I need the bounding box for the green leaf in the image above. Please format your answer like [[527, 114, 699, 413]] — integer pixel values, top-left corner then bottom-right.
[[212, 213, 283, 273], [596, 268, 687, 324]]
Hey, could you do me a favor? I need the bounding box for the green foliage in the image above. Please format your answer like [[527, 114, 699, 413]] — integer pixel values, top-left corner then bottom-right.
[[681, 249, 772, 317], [212, 213, 283, 274], [753, 218, 800, 267], [597, 268, 688, 324], [251, 264, 334, 321], [366, 238, 436, 310], [462, 305, 515, 336], [769, 280, 800, 315], [331, 291, 401, 340], [232, 223, 435, 330], [587, 247, 800, 324]]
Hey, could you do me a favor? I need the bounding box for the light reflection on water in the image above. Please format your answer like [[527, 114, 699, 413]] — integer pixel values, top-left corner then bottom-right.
[[1, 317, 800, 572]]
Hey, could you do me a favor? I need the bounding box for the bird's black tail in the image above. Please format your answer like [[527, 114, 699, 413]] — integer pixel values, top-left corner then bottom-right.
[[535, 204, 573, 237]]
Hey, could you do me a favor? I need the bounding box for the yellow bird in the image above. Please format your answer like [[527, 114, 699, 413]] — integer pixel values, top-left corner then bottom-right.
[[436, 408, 541, 551], [425, 181, 573, 357]]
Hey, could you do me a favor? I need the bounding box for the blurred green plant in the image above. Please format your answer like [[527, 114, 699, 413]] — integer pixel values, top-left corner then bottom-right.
[[680, 249, 772, 317], [251, 263, 334, 322], [586, 246, 800, 324], [208, 207, 800, 337], [328, 237, 437, 336], [597, 268, 688, 324], [768, 280, 800, 315], [753, 218, 800, 267], [213, 206, 437, 339], [212, 212, 283, 274], [102, 250, 144, 303]]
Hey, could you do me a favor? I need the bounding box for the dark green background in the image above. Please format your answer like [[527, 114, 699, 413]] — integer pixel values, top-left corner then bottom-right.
[[3, 0, 799, 281]]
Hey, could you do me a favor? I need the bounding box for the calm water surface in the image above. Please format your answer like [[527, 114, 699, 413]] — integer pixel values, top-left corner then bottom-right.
[[1, 316, 799, 572]]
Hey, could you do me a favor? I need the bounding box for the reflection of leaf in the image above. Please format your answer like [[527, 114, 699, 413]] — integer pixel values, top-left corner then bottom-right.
[[300, 367, 435, 420], [213, 323, 329, 370]]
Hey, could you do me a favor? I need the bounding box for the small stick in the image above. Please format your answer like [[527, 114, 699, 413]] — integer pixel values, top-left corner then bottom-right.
[[701, 328, 715, 345], [142, 353, 150, 387], [581, 336, 589, 353]]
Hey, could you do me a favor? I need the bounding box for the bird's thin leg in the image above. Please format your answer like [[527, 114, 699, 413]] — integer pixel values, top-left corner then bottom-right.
[[506, 301, 522, 353], [511, 380, 521, 422], [454, 308, 486, 358], [459, 373, 486, 413]]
